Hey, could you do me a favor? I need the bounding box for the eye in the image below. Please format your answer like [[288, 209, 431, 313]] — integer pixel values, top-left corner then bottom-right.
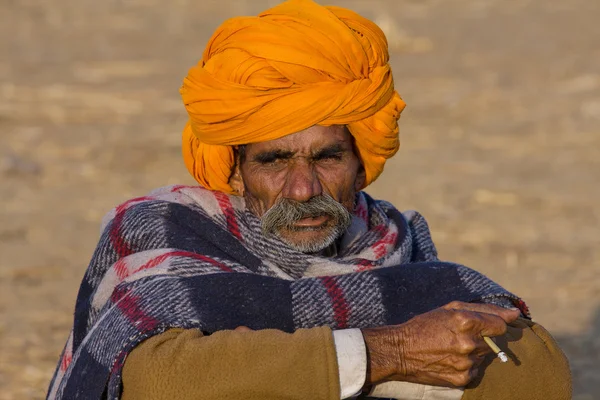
[[259, 156, 287, 166], [258, 155, 276, 164], [253, 150, 293, 167], [314, 152, 344, 163], [255, 156, 290, 171]]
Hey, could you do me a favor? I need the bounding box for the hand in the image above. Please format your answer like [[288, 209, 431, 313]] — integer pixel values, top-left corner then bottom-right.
[[361, 301, 520, 388]]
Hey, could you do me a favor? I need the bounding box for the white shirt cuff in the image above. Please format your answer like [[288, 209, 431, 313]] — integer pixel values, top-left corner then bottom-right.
[[369, 381, 464, 400], [332, 329, 367, 399]]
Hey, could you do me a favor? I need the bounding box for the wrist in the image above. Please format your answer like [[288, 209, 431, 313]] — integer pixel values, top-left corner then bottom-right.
[[361, 325, 408, 385]]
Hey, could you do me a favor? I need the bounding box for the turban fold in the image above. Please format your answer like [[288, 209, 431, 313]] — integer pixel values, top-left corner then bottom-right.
[[181, 0, 406, 194]]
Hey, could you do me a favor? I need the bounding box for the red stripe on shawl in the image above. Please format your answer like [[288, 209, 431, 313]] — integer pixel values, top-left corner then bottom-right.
[[109, 254, 233, 334], [111, 351, 128, 375], [515, 298, 531, 318], [372, 230, 398, 259], [371, 224, 386, 236], [114, 258, 129, 281], [114, 251, 234, 282], [321, 276, 349, 329], [170, 185, 188, 193], [214, 191, 242, 240], [354, 202, 369, 224], [356, 258, 374, 272], [60, 349, 72, 372], [132, 251, 234, 274], [110, 286, 160, 332], [109, 196, 151, 258]]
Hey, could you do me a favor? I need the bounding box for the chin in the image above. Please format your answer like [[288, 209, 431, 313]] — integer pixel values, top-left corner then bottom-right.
[[277, 227, 339, 253]]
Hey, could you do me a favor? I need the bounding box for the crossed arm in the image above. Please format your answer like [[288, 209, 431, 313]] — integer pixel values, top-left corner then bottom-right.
[[121, 301, 571, 400]]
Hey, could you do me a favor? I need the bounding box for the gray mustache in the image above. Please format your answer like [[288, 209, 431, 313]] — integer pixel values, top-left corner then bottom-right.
[[261, 195, 351, 236]]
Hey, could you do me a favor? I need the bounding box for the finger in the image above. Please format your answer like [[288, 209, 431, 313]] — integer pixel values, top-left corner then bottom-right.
[[445, 370, 475, 388], [473, 338, 492, 356], [448, 309, 507, 337], [469, 366, 480, 380], [469, 353, 487, 368], [234, 326, 253, 332], [443, 301, 520, 323], [474, 313, 508, 337], [449, 354, 474, 372]]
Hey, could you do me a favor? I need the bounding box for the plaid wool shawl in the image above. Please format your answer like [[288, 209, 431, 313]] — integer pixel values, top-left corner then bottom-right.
[[48, 185, 528, 399]]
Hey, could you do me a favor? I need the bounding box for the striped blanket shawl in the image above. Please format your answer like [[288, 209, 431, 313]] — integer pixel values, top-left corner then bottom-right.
[[48, 185, 528, 399]]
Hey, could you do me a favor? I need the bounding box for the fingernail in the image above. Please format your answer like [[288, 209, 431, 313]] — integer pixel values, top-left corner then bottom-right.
[[509, 307, 520, 311]]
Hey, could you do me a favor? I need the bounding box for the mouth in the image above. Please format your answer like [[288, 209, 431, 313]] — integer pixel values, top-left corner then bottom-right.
[[292, 215, 330, 229]]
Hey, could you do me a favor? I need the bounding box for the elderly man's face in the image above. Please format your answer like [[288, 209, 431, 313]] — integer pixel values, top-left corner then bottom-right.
[[230, 125, 365, 253]]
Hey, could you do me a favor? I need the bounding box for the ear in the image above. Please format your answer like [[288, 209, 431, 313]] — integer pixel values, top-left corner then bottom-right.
[[354, 165, 366, 192], [229, 155, 245, 197]]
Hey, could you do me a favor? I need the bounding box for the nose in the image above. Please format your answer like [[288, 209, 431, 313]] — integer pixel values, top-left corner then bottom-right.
[[282, 159, 322, 202]]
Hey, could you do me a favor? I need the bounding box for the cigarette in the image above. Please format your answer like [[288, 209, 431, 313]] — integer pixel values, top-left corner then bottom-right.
[[483, 336, 508, 363]]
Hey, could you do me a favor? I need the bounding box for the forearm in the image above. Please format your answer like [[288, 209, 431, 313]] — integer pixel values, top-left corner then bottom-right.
[[361, 325, 404, 385], [121, 327, 340, 400]]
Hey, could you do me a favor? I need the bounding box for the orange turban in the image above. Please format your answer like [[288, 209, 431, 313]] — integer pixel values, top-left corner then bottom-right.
[[181, 0, 406, 194]]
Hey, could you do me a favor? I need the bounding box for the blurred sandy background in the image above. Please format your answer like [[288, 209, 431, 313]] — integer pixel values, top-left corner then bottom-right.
[[1, 0, 599, 398]]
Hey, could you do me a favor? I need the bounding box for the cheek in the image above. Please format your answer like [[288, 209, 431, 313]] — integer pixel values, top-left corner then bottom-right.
[[241, 168, 286, 216], [317, 164, 360, 206]]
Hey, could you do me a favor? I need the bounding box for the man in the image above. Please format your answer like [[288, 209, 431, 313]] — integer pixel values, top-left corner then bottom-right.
[[48, 1, 571, 399]]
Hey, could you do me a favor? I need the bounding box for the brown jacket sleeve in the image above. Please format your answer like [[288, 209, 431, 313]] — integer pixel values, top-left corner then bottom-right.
[[121, 327, 340, 400], [462, 318, 572, 400]]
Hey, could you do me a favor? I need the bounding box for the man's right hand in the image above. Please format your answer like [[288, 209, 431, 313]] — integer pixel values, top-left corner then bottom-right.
[[361, 301, 520, 388]]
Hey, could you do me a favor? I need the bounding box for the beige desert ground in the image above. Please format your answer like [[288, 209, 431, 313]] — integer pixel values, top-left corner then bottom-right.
[[0, 0, 599, 398]]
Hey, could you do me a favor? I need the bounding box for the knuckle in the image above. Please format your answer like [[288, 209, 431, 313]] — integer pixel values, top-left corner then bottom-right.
[[452, 312, 474, 330], [497, 322, 508, 335], [445, 300, 464, 310], [457, 338, 476, 354], [455, 358, 474, 371], [450, 371, 472, 387]]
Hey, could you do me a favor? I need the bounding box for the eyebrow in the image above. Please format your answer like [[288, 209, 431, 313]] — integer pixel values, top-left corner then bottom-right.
[[312, 143, 346, 160], [252, 149, 295, 163], [252, 143, 348, 164]]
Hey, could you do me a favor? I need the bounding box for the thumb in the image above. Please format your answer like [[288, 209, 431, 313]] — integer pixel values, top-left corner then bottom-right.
[[498, 307, 521, 324], [234, 326, 253, 332]]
